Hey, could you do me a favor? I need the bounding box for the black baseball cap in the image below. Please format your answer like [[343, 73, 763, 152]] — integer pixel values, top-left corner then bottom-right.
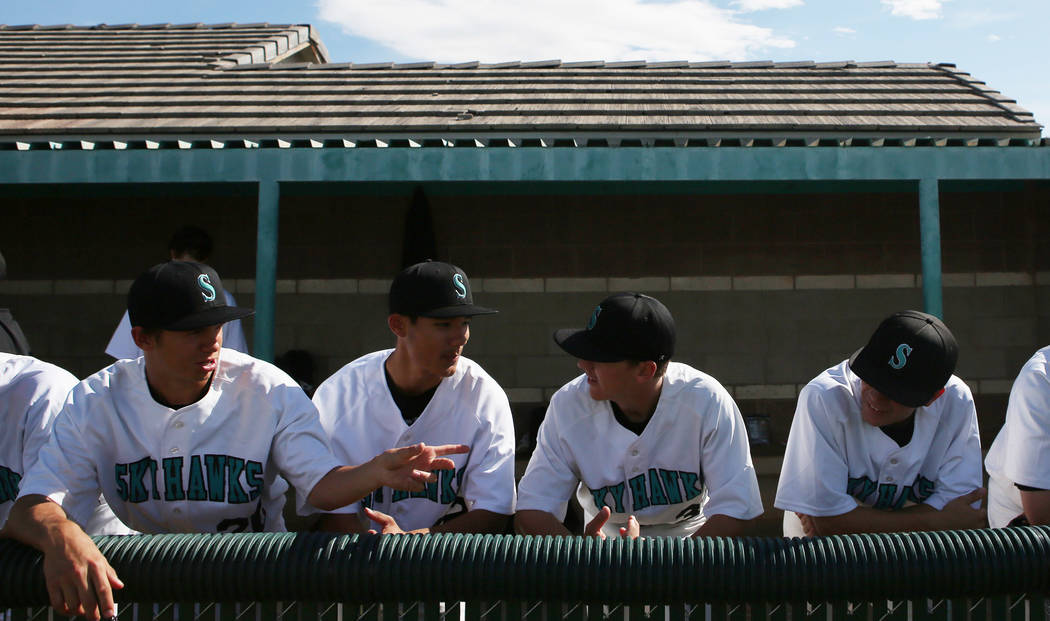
[[128, 261, 254, 331], [388, 261, 497, 318], [554, 293, 675, 363], [849, 310, 958, 407]]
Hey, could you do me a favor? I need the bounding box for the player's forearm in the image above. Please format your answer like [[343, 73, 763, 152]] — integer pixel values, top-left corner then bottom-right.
[[2, 495, 84, 553], [691, 514, 753, 538], [1020, 489, 1050, 525], [514, 509, 573, 536], [807, 504, 938, 536], [307, 464, 380, 511], [429, 509, 510, 534]]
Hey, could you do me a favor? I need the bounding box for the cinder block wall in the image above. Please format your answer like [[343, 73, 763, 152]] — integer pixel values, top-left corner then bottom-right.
[[2, 185, 1047, 535]]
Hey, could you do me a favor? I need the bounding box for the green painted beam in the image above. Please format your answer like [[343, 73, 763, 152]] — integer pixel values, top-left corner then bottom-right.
[[919, 178, 943, 319], [254, 180, 279, 362], [3, 147, 1050, 185]]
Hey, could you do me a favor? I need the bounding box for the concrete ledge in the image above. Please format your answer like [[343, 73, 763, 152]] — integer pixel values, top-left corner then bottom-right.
[[978, 379, 1014, 394], [0, 280, 53, 294], [276, 280, 296, 294], [856, 274, 916, 289], [234, 279, 255, 293], [975, 272, 1032, 287], [1038, 272, 1050, 286], [359, 279, 392, 294], [670, 276, 732, 291], [506, 387, 545, 403], [795, 275, 855, 290], [54, 280, 112, 294], [545, 277, 607, 293], [480, 278, 544, 293], [608, 277, 670, 292], [735, 384, 798, 400], [942, 273, 976, 287], [299, 279, 358, 294], [734, 276, 793, 291]]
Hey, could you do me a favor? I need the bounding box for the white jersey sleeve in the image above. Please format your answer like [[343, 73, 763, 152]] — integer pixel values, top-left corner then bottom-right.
[[694, 385, 763, 520], [0, 354, 78, 527], [516, 394, 583, 521], [920, 381, 982, 511], [775, 380, 859, 519], [986, 346, 1050, 527]]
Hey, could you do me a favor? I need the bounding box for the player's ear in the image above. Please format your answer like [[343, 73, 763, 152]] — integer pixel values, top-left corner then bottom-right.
[[925, 387, 946, 406], [388, 314, 408, 338], [635, 360, 658, 380], [131, 326, 156, 350]]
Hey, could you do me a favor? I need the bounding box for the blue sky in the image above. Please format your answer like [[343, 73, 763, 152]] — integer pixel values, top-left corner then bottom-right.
[[6, 0, 1048, 134]]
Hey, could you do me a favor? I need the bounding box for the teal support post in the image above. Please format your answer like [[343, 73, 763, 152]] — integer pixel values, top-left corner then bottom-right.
[[918, 178, 943, 319], [254, 180, 279, 362]]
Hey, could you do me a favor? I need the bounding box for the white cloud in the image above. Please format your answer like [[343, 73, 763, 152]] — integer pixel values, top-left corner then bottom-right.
[[833, 26, 856, 36], [987, 34, 1001, 42], [732, 0, 803, 11], [317, 0, 795, 63], [880, 0, 948, 20]]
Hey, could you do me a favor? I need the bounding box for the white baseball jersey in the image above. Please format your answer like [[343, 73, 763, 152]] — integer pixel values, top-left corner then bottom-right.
[[775, 360, 982, 537], [105, 290, 248, 359], [18, 348, 339, 534], [986, 346, 1050, 527], [1, 354, 131, 534], [517, 362, 763, 538], [309, 350, 516, 531]]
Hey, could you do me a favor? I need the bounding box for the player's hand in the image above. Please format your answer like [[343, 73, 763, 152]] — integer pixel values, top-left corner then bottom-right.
[[364, 508, 407, 535], [938, 488, 987, 530], [584, 506, 612, 540], [42, 523, 124, 621], [797, 513, 819, 537], [618, 515, 640, 539], [373, 442, 469, 492]]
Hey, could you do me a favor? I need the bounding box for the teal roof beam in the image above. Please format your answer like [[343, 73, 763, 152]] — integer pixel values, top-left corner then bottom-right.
[[2, 147, 1050, 185]]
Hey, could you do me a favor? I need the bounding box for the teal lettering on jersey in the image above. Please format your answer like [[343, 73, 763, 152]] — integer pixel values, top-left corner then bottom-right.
[[227, 457, 248, 504], [127, 456, 155, 503], [187, 456, 207, 501], [115, 463, 129, 501], [205, 455, 227, 502], [384, 467, 462, 507], [245, 461, 263, 501], [586, 469, 703, 515], [0, 465, 21, 503], [116, 454, 264, 505], [659, 470, 683, 504], [847, 474, 936, 510], [628, 474, 650, 511], [163, 457, 185, 501], [679, 471, 703, 500]]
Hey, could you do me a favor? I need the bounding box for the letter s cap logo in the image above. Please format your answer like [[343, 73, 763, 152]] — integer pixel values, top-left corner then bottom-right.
[[888, 343, 913, 370], [453, 273, 467, 299], [198, 274, 217, 302]]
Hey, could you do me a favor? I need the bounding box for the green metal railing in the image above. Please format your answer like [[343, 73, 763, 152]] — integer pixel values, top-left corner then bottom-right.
[[2, 528, 1049, 619]]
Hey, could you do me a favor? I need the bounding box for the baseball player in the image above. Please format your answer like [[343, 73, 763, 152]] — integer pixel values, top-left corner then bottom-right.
[[775, 310, 985, 537], [0, 353, 132, 536], [105, 225, 247, 359], [515, 293, 763, 538], [985, 345, 1050, 527], [2, 261, 467, 620], [311, 261, 516, 534]]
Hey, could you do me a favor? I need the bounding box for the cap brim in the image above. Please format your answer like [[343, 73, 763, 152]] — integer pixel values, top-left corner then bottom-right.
[[165, 306, 255, 331], [553, 328, 626, 362], [420, 305, 498, 318], [848, 347, 930, 408]]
